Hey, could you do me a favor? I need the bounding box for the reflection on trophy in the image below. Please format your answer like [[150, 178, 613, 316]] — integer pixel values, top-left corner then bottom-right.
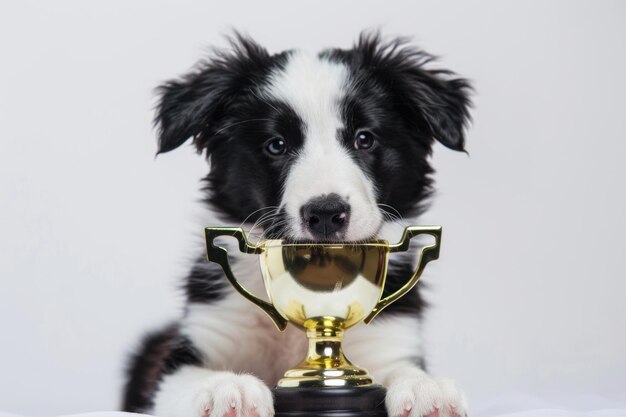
[[205, 226, 442, 417]]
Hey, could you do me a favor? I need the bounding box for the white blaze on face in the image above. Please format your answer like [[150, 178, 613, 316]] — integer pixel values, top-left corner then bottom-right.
[[264, 51, 383, 240]]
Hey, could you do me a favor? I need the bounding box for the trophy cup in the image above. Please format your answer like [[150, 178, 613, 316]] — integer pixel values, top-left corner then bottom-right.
[[204, 226, 442, 417]]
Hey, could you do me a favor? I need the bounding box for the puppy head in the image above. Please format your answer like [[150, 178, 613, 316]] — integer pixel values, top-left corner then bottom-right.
[[155, 32, 472, 242]]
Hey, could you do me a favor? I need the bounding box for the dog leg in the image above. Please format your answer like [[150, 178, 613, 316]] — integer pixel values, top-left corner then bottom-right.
[[384, 366, 467, 417], [346, 314, 467, 417], [153, 366, 274, 417]]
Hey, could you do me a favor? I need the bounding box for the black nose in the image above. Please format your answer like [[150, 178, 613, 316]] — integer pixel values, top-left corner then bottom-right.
[[301, 194, 351, 239]]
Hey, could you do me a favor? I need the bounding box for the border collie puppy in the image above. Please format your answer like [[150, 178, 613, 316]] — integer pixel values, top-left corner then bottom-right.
[[123, 32, 472, 417]]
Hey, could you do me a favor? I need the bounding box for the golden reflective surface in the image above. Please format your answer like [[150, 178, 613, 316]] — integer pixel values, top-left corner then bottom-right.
[[259, 242, 389, 329], [277, 316, 372, 388], [203, 226, 442, 387]]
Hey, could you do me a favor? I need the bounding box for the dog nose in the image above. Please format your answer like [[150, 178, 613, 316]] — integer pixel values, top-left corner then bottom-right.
[[301, 194, 350, 239]]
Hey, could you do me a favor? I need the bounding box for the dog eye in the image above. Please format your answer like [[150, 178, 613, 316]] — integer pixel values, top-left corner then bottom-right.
[[265, 137, 287, 156], [354, 130, 375, 150]]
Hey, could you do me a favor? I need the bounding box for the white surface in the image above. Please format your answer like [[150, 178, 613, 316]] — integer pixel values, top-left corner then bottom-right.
[[1, 0, 625, 415], [1, 400, 626, 417]]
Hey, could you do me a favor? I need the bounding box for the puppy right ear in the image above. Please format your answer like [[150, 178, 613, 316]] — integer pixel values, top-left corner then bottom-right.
[[154, 33, 271, 155], [154, 69, 229, 154]]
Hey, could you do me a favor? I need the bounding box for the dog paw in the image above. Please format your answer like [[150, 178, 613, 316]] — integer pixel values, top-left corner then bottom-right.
[[199, 373, 273, 417], [154, 368, 274, 417], [385, 369, 467, 417]]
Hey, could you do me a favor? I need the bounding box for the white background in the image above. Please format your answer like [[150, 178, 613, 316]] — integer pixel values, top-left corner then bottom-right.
[[1, 0, 625, 415]]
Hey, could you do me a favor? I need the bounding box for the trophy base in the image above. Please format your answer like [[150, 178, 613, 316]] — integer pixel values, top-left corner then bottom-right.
[[273, 385, 388, 417], [277, 365, 373, 387]]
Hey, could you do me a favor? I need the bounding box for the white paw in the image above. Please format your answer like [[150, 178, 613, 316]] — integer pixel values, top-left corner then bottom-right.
[[385, 368, 467, 417], [153, 367, 274, 417]]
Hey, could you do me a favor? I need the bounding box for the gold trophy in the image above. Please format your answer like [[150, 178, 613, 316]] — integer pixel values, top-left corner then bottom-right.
[[204, 226, 442, 417]]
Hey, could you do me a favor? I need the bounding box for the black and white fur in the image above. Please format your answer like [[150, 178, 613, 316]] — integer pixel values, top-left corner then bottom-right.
[[123, 32, 472, 417]]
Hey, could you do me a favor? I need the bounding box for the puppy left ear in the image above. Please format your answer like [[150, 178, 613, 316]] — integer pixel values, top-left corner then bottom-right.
[[354, 33, 473, 152], [406, 71, 472, 152]]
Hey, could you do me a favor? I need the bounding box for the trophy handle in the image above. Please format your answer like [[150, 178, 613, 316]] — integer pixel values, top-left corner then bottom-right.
[[364, 226, 442, 324], [204, 227, 289, 331]]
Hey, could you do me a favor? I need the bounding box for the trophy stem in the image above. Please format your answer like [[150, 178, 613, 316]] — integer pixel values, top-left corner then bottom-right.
[[277, 316, 373, 388]]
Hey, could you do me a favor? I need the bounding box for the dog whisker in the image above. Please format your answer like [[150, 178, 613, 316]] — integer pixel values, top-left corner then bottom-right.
[[239, 206, 280, 228], [214, 119, 275, 136], [248, 88, 283, 114]]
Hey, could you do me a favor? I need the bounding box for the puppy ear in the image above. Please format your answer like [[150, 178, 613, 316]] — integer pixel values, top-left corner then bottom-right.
[[355, 33, 473, 152], [154, 33, 271, 154], [154, 68, 229, 154], [403, 67, 472, 152]]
